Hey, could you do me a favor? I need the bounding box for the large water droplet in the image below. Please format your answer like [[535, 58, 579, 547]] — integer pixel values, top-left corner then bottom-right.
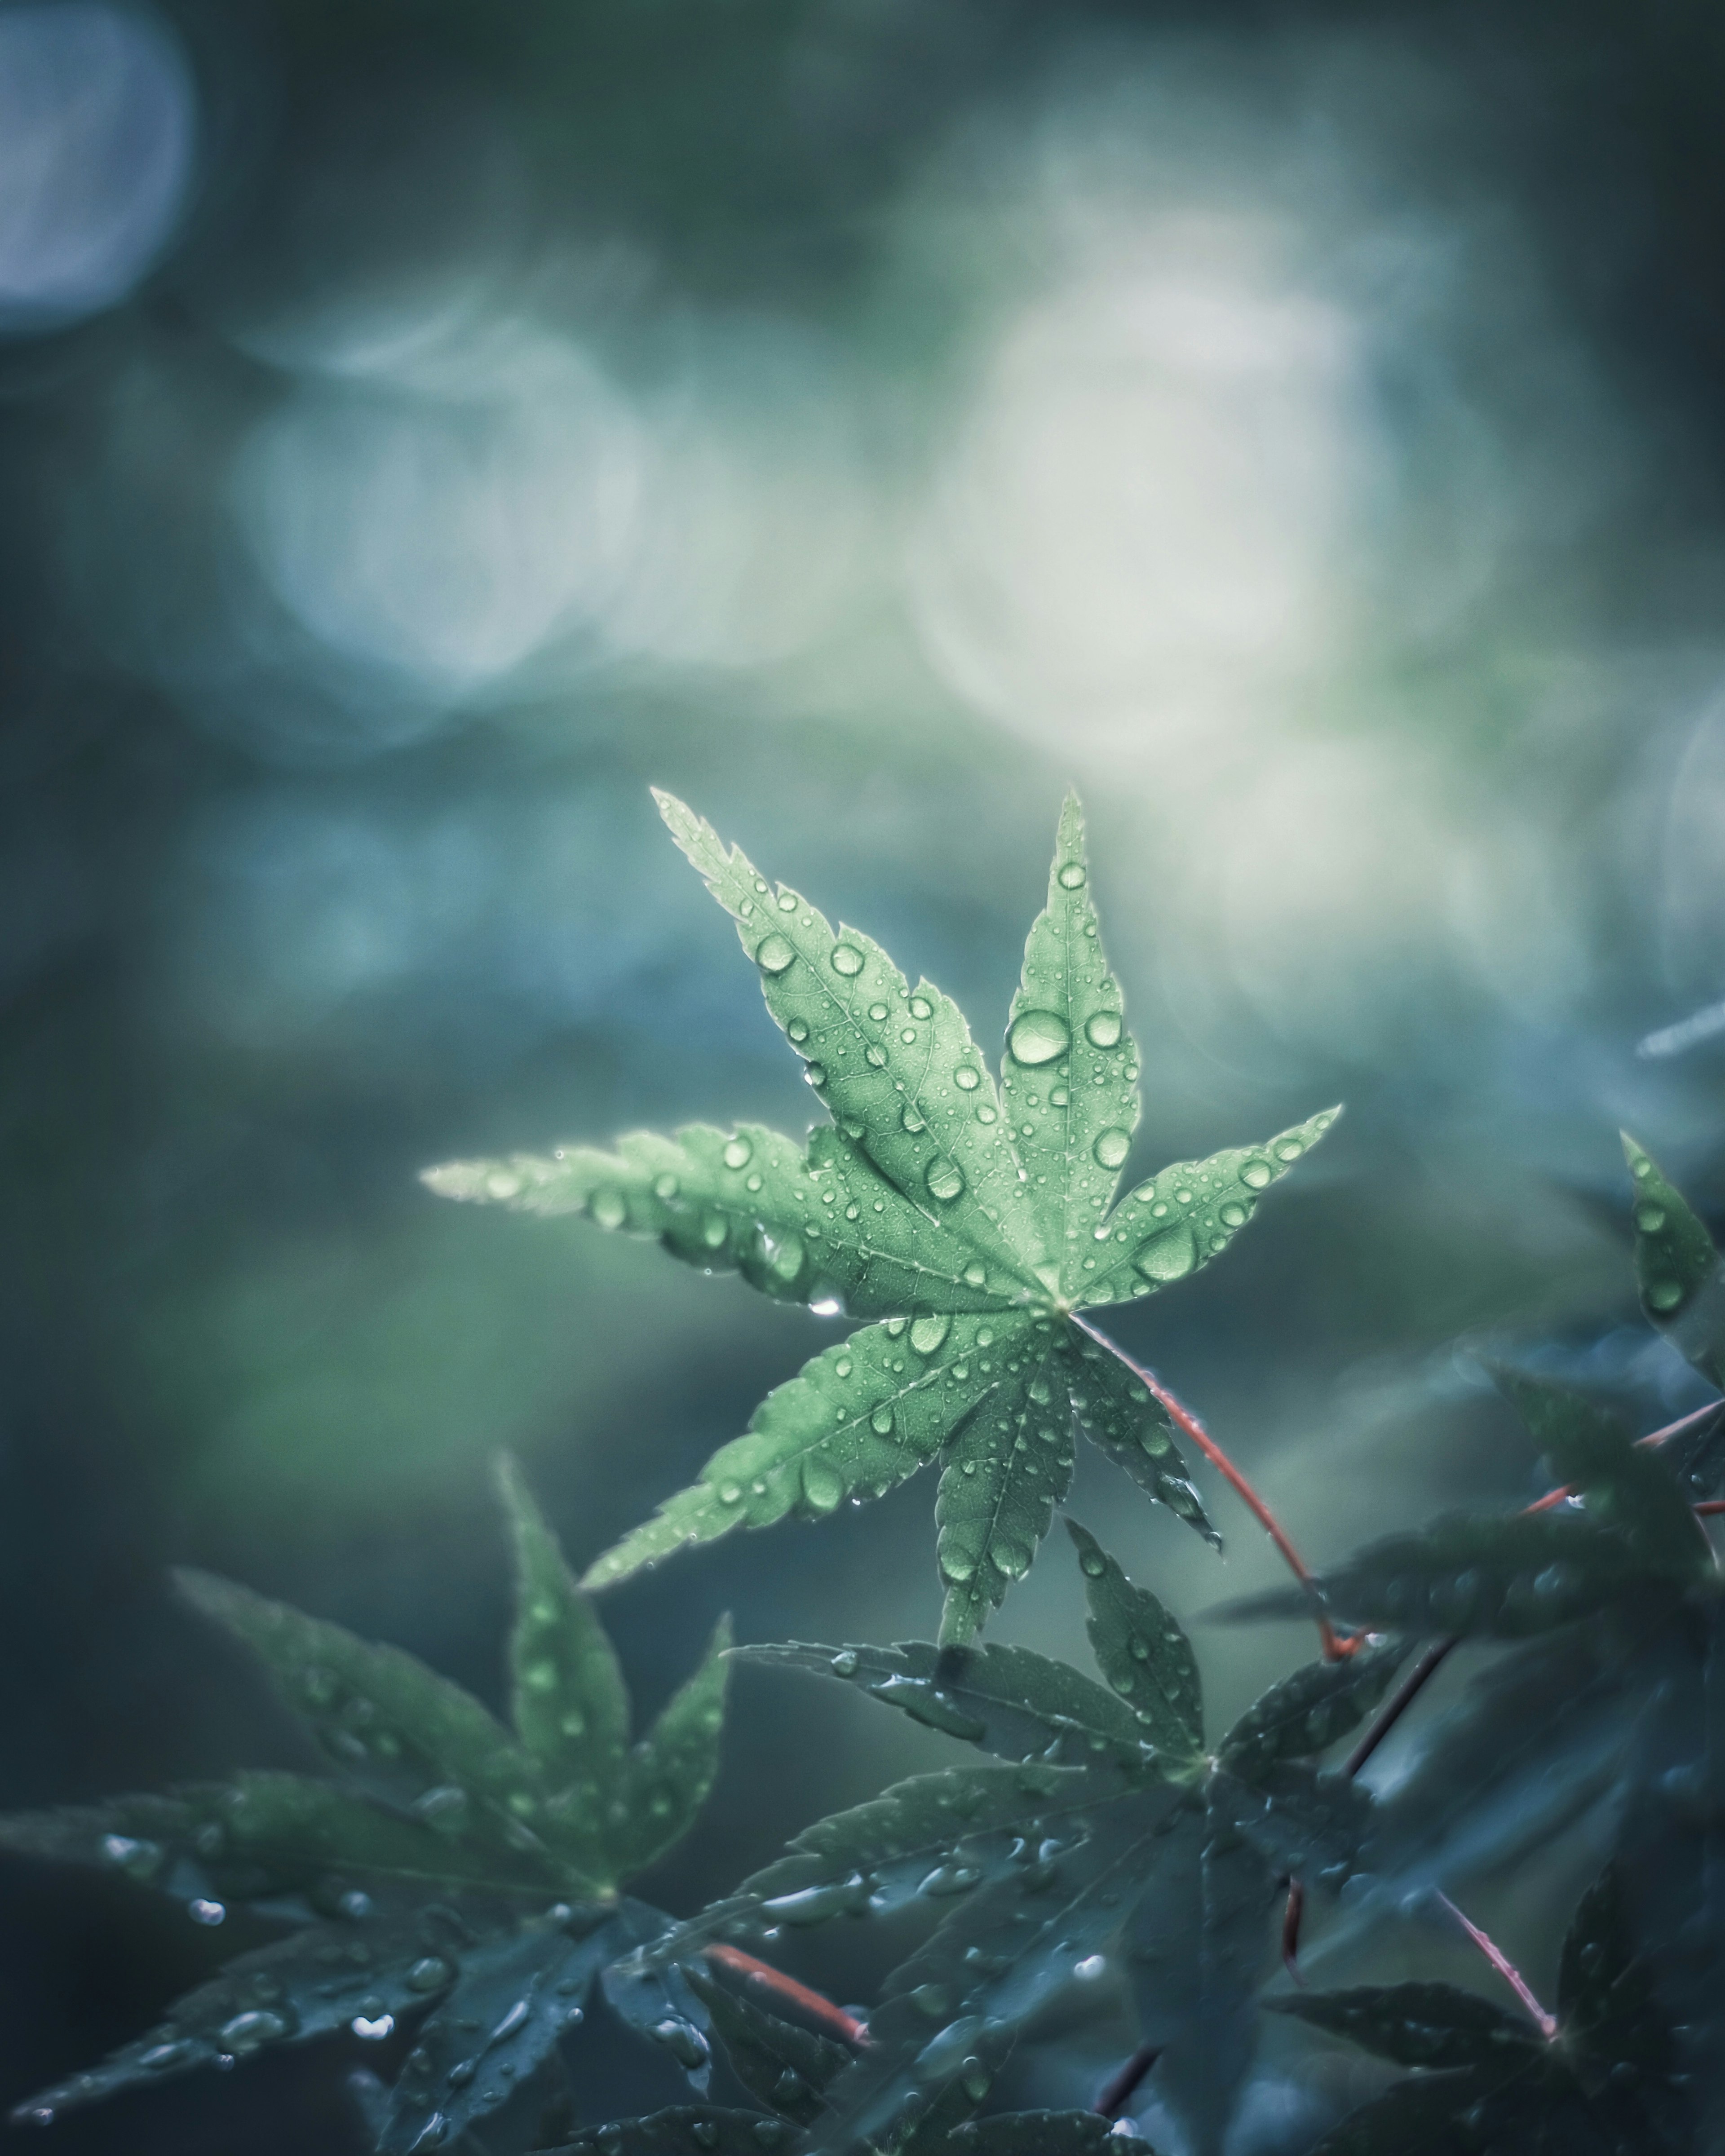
[[953, 1065, 981, 1091], [801, 1456, 846, 1513], [722, 1136, 752, 1170], [755, 934, 796, 975], [925, 1156, 965, 1203], [767, 1233, 805, 1282], [870, 1405, 895, 1435], [831, 944, 865, 977], [1009, 1009, 1070, 1066], [1057, 862, 1087, 889], [1084, 1010, 1123, 1049], [1132, 1223, 1197, 1283], [1635, 1202, 1668, 1233], [1648, 1279, 1685, 1312], [910, 1314, 951, 1356], [1093, 1127, 1131, 1170], [1240, 1158, 1273, 1189], [1218, 1200, 1247, 1228], [871, 1675, 987, 1739], [218, 2009, 292, 2052], [407, 1956, 454, 1994]]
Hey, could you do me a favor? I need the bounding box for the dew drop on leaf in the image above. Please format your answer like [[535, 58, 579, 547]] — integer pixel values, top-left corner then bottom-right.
[[805, 1064, 827, 1087], [787, 1018, 809, 1043], [1093, 1127, 1131, 1170], [954, 1065, 981, 1091], [755, 933, 796, 974], [1008, 1009, 1070, 1065], [1084, 1011, 1123, 1048], [1057, 862, 1087, 889], [830, 1650, 859, 1675], [871, 1405, 895, 1435], [925, 1156, 965, 1203], [831, 944, 865, 977], [801, 1456, 845, 1512], [1240, 1158, 1273, 1189], [1219, 1200, 1247, 1227], [910, 1313, 952, 1355], [722, 1136, 752, 1170], [1648, 1279, 1685, 1312], [1636, 1202, 1667, 1231], [591, 1190, 627, 1230], [1132, 1223, 1198, 1283]]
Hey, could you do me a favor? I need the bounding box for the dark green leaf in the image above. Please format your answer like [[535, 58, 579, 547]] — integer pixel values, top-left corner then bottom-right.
[[1494, 1373, 1709, 1575], [1217, 1639, 1409, 1781], [598, 1900, 715, 2090], [1066, 1519, 1203, 1763], [1267, 1982, 1544, 2071], [935, 1331, 1075, 1644], [583, 1315, 1039, 1590], [944, 2114, 1158, 2156], [1126, 1794, 1278, 2156], [681, 1964, 852, 2124], [1296, 2070, 1524, 2156], [1062, 1336, 1216, 1547], [1556, 1861, 1683, 2123], [497, 1457, 629, 1885], [1623, 1135, 1725, 1388], [174, 1570, 566, 1878], [1000, 792, 1143, 1297], [1288, 1513, 1679, 1638], [807, 1780, 1191, 2156], [1208, 1762, 1371, 1887], [612, 1617, 732, 1878], [733, 1638, 1148, 1771], [10, 1910, 450, 2125], [546, 2107, 790, 2156], [380, 1909, 622, 2154]]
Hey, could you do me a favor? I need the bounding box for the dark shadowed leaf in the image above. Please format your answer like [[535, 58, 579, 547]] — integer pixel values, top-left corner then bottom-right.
[[1267, 1981, 1544, 2071], [598, 1900, 715, 2092], [1066, 1519, 1203, 1763], [1493, 1372, 1709, 1574], [9, 1909, 447, 2125], [1623, 1135, 1725, 1389], [681, 1964, 852, 2124], [731, 1638, 1148, 1771], [1127, 1794, 1278, 2156], [1208, 1763, 1371, 1887], [380, 1909, 623, 2154], [943, 2114, 1157, 2156], [1217, 1639, 1409, 1782], [547, 2108, 794, 2156], [613, 1617, 732, 1878]]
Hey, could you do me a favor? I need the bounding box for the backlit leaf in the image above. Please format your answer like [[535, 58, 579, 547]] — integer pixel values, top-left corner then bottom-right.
[[612, 1617, 732, 1878], [1267, 1981, 1544, 2071], [1217, 1639, 1409, 1782]]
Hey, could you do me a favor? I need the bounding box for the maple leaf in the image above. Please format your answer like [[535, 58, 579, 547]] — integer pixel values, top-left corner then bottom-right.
[[426, 792, 1336, 1642], [631, 1524, 1404, 2156], [0, 1461, 728, 2153]]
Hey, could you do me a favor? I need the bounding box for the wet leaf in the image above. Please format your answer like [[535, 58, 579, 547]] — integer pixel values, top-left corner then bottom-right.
[[613, 1618, 732, 1878], [547, 2111, 794, 2156], [731, 1636, 1148, 1772], [1267, 1981, 1544, 2071], [431, 793, 1336, 1630], [1623, 1134, 1725, 1389], [681, 1963, 852, 2124], [1217, 1639, 1409, 1782], [1066, 1518, 1203, 1764]]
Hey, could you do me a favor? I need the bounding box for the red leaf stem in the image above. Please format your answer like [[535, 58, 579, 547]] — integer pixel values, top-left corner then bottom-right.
[[1436, 1893, 1556, 2040], [703, 1944, 870, 2046]]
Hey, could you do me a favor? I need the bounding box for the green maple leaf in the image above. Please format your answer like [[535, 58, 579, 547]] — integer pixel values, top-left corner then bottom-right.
[[426, 791, 1336, 1643], [1, 1461, 729, 2152]]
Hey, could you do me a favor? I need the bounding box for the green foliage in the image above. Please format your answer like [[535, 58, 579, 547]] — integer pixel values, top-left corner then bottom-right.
[[426, 791, 1334, 1642], [1, 1464, 728, 2145]]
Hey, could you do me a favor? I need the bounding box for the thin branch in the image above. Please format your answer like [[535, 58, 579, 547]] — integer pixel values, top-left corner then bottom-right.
[[703, 1944, 870, 2046], [1436, 1894, 1557, 2040], [1281, 1881, 1307, 1982], [1526, 1397, 1722, 1514], [1343, 1638, 1461, 1779], [1094, 2040, 1159, 2119], [1070, 1313, 1357, 1661]]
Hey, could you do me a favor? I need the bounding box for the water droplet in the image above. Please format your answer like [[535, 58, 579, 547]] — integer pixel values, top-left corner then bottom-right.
[[952, 1065, 983, 1094], [755, 933, 796, 975], [991, 1539, 1032, 1577], [776, 891, 798, 913], [901, 1027, 918, 1044], [722, 1136, 752, 1170], [1093, 1127, 1131, 1170], [910, 996, 934, 1020], [911, 1984, 952, 2019], [407, 1956, 454, 1994], [961, 1262, 986, 1289], [831, 944, 865, 977], [865, 1044, 889, 1068], [142, 2040, 192, 2070], [830, 1649, 859, 1676], [352, 2013, 394, 2041], [1057, 862, 1087, 889], [1636, 1202, 1667, 1232], [1074, 1953, 1107, 1979], [189, 1898, 226, 1925], [805, 1064, 827, 1087], [1240, 1158, 1273, 1189], [910, 1314, 951, 1355], [977, 1104, 998, 1122], [1648, 1279, 1685, 1312], [590, 1189, 627, 1231], [218, 2009, 291, 2053], [801, 1456, 845, 1513], [1079, 1547, 1106, 1577], [787, 1018, 809, 1043], [868, 1002, 889, 1021], [1132, 1223, 1197, 1283], [754, 2120, 786, 2148], [1276, 1138, 1303, 1162], [870, 1405, 895, 1435], [411, 1785, 469, 1829], [1009, 1009, 1070, 1065], [1218, 1200, 1247, 1228], [718, 1483, 744, 1508], [925, 1156, 965, 1203], [919, 1862, 984, 1896], [1050, 1086, 1069, 1107]]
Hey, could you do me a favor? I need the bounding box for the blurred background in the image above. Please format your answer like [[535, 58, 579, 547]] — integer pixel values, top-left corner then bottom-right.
[[4, 0, 1725, 2146]]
